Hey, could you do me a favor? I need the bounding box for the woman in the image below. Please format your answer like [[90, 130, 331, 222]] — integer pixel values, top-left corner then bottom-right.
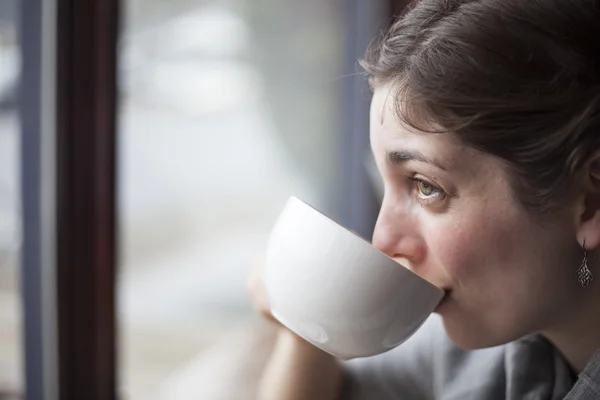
[[249, 0, 600, 398]]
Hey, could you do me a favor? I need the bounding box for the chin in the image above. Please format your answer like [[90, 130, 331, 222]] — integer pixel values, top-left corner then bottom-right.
[[440, 313, 517, 350]]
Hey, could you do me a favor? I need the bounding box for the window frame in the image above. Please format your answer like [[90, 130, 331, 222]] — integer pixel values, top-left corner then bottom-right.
[[18, 0, 399, 397], [21, 0, 119, 398]]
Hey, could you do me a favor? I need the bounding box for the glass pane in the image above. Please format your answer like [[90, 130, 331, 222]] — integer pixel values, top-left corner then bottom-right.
[[0, 0, 23, 397], [118, 0, 345, 398]]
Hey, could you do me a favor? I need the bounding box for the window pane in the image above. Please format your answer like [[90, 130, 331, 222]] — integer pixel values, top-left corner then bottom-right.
[[0, 0, 23, 396], [118, 0, 345, 398]]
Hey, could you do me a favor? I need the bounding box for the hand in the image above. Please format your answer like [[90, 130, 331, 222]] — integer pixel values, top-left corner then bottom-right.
[[247, 255, 279, 324], [249, 256, 342, 400]]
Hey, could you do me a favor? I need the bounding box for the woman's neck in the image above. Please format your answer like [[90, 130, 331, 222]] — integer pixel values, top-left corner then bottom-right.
[[541, 282, 600, 373]]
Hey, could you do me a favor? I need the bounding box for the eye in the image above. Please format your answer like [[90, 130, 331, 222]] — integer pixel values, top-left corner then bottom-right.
[[417, 180, 437, 197], [409, 177, 447, 205]]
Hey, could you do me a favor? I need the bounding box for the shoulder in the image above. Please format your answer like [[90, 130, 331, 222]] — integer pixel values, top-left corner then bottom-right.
[[430, 318, 568, 398]]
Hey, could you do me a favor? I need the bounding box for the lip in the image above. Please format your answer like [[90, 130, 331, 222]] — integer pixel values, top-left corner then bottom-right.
[[434, 291, 451, 313]]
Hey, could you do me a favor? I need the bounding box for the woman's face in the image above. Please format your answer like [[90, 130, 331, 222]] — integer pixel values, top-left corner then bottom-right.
[[370, 85, 583, 349]]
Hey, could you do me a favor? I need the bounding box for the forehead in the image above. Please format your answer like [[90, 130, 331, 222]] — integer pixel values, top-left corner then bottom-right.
[[369, 85, 469, 167]]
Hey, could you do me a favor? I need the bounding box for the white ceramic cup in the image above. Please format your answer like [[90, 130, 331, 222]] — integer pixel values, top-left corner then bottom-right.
[[264, 196, 445, 359]]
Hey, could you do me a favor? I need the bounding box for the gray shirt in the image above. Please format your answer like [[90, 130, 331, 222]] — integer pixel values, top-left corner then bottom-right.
[[342, 315, 600, 399]]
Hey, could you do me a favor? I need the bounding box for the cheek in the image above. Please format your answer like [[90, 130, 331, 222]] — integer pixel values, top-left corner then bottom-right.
[[423, 207, 542, 347], [426, 220, 482, 283], [425, 203, 526, 289]]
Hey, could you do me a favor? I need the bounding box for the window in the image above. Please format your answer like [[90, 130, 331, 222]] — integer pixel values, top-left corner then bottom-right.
[[118, 1, 347, 397], [0, 0, 23, 396], [15, 0, 389, 397]]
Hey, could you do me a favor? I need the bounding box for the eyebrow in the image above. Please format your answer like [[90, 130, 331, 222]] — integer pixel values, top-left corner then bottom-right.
[[386, 149, 449, 171]]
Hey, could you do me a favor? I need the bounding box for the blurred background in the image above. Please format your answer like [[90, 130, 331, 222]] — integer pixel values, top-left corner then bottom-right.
[[0, 0, 20, 398], [118, 1, 344, 397], [0, 0, 403, 398]]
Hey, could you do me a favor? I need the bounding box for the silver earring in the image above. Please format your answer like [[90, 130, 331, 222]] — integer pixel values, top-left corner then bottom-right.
[[576, 240, 594, 288]]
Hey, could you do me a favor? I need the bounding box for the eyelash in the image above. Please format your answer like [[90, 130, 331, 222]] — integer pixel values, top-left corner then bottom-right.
[[407, 177, 447, 205]]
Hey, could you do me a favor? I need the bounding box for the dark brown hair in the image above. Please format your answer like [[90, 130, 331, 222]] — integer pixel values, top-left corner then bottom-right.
[[362, 0, 600, 214]]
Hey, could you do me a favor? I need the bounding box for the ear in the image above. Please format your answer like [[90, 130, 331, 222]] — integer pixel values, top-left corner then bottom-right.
[[576, 150, 600, 250]]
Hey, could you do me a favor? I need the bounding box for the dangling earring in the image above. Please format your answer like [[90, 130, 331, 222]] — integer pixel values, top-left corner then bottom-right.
[[576, 240, 594, 288]]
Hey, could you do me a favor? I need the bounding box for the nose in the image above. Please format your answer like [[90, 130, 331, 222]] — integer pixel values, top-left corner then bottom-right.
[[371, 198, 426, 265]]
